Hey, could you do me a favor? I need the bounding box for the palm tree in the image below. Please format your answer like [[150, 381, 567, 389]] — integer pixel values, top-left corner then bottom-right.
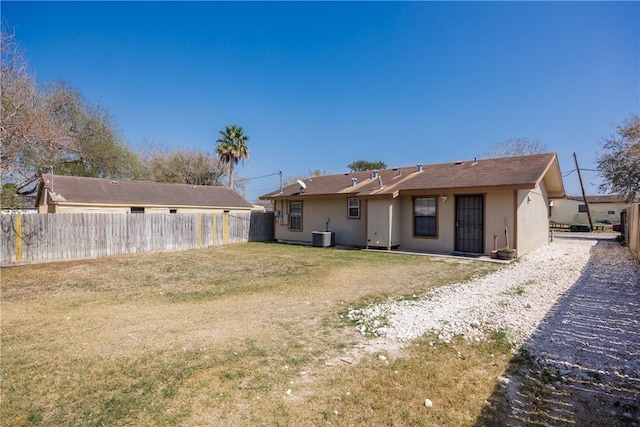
[[215, 124, 249, 188]]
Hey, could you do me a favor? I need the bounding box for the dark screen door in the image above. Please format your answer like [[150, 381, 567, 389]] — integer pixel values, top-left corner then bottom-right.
[[455, 195, 484, 253]]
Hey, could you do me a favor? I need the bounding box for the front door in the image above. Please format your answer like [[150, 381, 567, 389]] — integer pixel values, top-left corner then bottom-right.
[[455, 195, 484, 253]]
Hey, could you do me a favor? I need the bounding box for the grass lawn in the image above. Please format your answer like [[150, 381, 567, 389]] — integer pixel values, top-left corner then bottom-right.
[[1, 242, 514, 426]]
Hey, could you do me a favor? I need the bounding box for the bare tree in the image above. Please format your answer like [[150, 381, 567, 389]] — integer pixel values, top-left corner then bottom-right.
[[1, 31, 70, 191], [137, 144, 228, 186], [1, 31, 141, 205], [481, 138, 547, 159], [283, 169, 325, 186]]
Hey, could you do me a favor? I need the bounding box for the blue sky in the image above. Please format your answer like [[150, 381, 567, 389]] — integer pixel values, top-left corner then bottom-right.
[[3, 1, 638, 202]]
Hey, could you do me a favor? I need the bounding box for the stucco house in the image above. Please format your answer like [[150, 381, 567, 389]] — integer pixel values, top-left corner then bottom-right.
[[549, 195, 631, 225], [260, 153, 565, 257], [35, 174, 255, 214]]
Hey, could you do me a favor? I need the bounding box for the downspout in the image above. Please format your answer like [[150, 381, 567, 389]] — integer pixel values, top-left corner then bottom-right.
[[364, 199, 369, 249], [513, 190, 518, 252], [388, 201, 393, 250]]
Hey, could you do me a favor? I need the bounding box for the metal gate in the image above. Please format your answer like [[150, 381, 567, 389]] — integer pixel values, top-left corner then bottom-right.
[[455, 195, 484, 253]]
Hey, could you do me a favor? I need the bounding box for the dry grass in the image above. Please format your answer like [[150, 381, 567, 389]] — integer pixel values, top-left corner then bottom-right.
[[1, 242, 511, 426]]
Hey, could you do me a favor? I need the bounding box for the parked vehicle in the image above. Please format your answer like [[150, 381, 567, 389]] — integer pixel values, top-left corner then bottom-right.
[[570, 225, 591, 232], [613, 223, 622, 232]]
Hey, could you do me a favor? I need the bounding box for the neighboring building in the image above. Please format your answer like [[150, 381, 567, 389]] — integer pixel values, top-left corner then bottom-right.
[[251, 199, 273, 212], [260, 153, 565, 257], [35, 175, 255, 214], [550, 195, 631, 224]]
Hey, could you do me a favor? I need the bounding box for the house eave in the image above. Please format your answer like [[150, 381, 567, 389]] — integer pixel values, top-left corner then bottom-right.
[[47, 201, 254, 211], [398, 183, 536, 196]]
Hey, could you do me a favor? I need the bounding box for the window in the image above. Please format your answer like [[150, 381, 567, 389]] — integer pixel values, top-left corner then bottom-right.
[[414, 197, 437, 237], [348, 198, 360, 218], [289, 201, 302, 231], [169, 209, 177, 214], [131, 207, 145, 214], [578, 204, 587, 212], [608, 210, 615, 215]]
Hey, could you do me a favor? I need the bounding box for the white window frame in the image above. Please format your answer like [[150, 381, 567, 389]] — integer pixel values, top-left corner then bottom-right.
[[347, 198, 360, 219], [289, 201, 302, 231], [413, 196, 437, 237]]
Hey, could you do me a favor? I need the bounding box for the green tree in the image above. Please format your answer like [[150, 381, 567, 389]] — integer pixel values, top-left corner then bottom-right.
[[44, 82, 141, 180], [347, 160, 387, 172], [215, 124, 249, 189], [597, 115, 640, 202], [0, 183, 25, 209]]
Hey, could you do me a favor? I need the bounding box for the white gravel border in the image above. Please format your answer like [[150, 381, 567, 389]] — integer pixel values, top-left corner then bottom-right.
[[349, 237, 611, 347]]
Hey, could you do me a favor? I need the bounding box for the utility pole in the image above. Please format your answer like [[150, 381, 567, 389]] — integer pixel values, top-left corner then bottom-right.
[[573, 153, 594, 231]]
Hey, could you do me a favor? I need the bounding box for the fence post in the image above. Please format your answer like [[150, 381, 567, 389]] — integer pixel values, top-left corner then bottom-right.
[[15, 214, 22, 263]]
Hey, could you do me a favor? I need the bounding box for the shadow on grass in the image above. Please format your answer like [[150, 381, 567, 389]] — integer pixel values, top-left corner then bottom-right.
[[476, 239, 640, 426]]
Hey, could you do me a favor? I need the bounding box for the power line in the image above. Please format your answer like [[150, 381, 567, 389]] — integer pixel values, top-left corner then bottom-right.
[[234, 171, 281, 183], [561, 168, 598, 178]]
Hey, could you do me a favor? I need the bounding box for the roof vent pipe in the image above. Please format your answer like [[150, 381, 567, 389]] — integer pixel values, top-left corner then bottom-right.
[[417, 163, 423, 172], [351, 178, 358, 187]]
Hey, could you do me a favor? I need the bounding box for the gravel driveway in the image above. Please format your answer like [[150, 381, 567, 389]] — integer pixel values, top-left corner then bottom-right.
[[349, 233, 640, 426]]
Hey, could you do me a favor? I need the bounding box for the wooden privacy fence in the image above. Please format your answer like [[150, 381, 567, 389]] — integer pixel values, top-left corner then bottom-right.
[[1, 211, 274, 266], [626, 203, 639, 261]]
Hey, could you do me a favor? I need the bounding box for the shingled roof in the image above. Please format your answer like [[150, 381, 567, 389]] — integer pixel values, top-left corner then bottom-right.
[[37, 175, 254, 209], [261, 153, 564, 199]]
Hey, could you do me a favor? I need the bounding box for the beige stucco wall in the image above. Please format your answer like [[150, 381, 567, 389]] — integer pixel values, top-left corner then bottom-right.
[[273, 197, 366, 246], [177, 207, 252, 214], [366, 198, 401, 248], [399, 194, 454, 253], [516, 183, 550, 256], [485, 191, 516, 253], [146, 207, 170, 214], [550, 199, 629, 224], [54, 205, 130, 213]]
